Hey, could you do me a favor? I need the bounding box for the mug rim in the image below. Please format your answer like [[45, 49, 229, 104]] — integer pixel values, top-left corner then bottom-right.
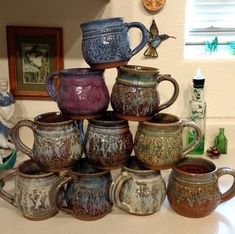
[[119, 65, 159, 75], [34, 111, 73, 125], [17, 159, 56, 178], [58, 67, 104, 76], [174, 157, 216, 176], [69, 158, 111, 178], [142, 113, 180, 126], [80, 17, 124, 27]]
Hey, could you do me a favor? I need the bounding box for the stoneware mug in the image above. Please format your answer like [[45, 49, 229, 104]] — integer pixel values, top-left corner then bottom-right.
[[84, 111, 134, 169], [0, 160, 59, 220], [167, 157, 235, 218], [10, 112, 83, 172], [134, 113, 202, 170], [111, 65, 179, 121], [109, 156, 166, 215], [46, 68, 109, 120], [80, 17, 148, 69], [49, 158, 113, 221]]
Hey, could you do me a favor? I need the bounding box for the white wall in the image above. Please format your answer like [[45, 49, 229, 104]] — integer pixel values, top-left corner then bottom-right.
[[0, 0, 234, 149]]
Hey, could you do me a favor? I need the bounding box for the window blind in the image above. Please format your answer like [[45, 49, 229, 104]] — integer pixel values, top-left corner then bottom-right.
[[185, 0, 235, 45]]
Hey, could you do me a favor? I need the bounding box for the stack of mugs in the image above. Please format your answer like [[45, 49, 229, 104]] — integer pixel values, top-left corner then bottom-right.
[[1, 17, 235, 221]]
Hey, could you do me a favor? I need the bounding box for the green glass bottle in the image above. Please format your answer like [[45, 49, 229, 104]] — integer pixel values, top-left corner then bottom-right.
[[187, 69, 206, 155], [214, 128, 228, 154]]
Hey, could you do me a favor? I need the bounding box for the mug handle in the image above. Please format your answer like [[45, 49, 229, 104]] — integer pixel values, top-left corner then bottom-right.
[[0, 169, 16, 206], [180, 120, 202, 156], [49, 176, 73, 214], [45, 71, 59, 101], [215, 167, 235, 203], [10, 120, 36, 159], [109, 171, 133, 212], [124, 22, 148, 56], [156, 74, 179, 112]]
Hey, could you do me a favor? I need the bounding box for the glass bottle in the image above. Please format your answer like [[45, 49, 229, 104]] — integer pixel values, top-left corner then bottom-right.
[[214, 128, 228, 154], [187, 69, 206, 155]]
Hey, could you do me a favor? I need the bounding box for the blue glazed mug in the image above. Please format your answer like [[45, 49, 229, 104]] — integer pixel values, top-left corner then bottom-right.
[[49, 158, 113, 221], [80, 17, 148, 69]]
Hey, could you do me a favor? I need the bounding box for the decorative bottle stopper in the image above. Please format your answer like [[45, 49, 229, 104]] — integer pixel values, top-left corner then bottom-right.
[[214, 128, 228, 154]]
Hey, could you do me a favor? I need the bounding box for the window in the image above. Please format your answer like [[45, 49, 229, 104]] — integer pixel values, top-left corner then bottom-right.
[[184, 0, 235, 59]]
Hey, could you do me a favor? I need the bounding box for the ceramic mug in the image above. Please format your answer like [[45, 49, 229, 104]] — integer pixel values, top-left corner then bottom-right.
[[50, 158, 113, 221], [0, 160, 60, 220], [10, 112, 83, 172], [109, 156, 166, 215], [134, 113, 202, 170], [84, 111, 134, 169], [167, 157, 235, 218], [46, 68, 109, 120], [80, 17, 148, 69], [111, 65, 179, 121]]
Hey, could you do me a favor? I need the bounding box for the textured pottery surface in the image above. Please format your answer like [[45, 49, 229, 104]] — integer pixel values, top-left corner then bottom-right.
[[84, 111, 133, 169], [10, 112, 83, 171], [111, 65, 179, 121], [110, 157, 166, 215], [134, 113, 202, 170], [46, 68, 109, 119], [167, 157, 235, 218], [50, 159, 112, 221], [0, 160, 59, 220], [80, 18, 148, 69]]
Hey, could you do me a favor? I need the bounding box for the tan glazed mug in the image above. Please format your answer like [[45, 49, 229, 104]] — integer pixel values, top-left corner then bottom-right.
[[0, 160, 59, 220], [10, 112, 83, 172], [109, 156, 166, 215], [134, 113, 202, 170], [167, 157, 235, 218]]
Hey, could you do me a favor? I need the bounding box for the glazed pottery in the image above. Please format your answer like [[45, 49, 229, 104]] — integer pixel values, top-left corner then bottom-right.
[[84, 111, 133, 169], [167, 157, 235, 218], [46, 68, 109, 119], [134, 113, 202, 170], [0, 149, 17, 173], [0, 160, 59, 220], [111, 65, 179, 121], [50, 158, 112, 221], [109, 156, 166, 215], [10, 112, 83, 172], [80, 17, 148, 69]]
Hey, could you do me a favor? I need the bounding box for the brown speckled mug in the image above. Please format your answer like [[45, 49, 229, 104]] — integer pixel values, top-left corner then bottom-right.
[[167, 157, 235, 218]]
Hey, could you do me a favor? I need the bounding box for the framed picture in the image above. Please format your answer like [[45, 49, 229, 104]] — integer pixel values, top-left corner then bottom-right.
[[6, 26, 63, 100]]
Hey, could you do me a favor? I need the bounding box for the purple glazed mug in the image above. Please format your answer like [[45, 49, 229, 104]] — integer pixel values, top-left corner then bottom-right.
[[46, 68, 110, 120]]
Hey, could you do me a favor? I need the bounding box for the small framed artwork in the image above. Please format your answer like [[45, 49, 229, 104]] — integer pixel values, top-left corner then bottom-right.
[[6, 26, 63, 100]]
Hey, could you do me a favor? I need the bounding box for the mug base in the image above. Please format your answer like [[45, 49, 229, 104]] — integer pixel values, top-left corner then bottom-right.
[[73, 210, 111, 221], [22, 210, 58, 221], [89, 60, 128, 69], [114, 113, 154, 122]]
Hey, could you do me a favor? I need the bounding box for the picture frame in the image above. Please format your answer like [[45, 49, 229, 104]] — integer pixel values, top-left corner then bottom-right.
[[6, 26, 63, 100]]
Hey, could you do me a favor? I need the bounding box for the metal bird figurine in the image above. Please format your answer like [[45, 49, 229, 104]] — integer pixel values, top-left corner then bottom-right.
[[144, 19, 176, 58]]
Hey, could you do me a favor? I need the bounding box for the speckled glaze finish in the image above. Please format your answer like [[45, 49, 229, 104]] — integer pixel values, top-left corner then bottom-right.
[[0, 160, 59, 220], [50, 159, 112, 221], [109, 157, 166, 215], [80, 18, 148, 69], [46, 68, 109, 119], [84, 111, 133, 169], [10, 112, 83, 172], [134, 113, 202, 170], [111, 65, 179, 121], [167, 157, 235, 218]]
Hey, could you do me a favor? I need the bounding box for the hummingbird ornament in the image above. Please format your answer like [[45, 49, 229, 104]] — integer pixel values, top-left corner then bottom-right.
[[144, 19, 176, 58]]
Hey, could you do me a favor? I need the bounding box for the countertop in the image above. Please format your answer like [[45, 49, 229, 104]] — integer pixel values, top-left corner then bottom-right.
[[0, 152, 235, 234]]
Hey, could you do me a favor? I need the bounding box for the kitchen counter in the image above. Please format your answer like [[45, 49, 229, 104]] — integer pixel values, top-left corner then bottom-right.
[[0, 151, 235, 234]]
